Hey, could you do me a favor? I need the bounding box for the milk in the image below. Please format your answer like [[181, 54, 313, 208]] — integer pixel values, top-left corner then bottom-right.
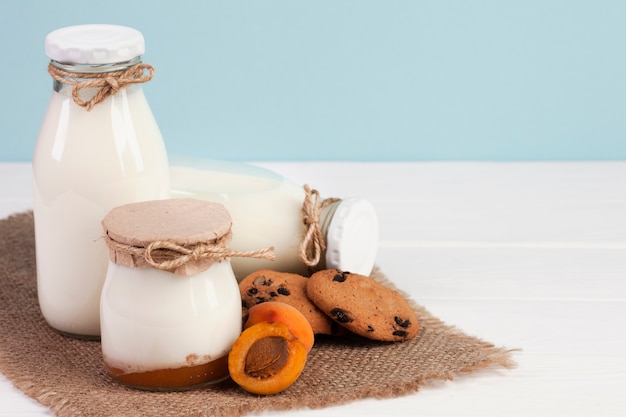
[[33, 85, 169, 338], [100, 261, 241, 373], [170, 164, 307, 278]]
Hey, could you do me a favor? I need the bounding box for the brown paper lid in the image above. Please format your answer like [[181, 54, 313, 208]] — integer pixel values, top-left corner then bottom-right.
[[101, 198, 232, 275]]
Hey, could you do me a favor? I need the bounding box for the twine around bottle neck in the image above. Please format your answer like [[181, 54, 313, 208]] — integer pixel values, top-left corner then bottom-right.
[[298, 185, 341, 269], [47, 60, 155, 111]]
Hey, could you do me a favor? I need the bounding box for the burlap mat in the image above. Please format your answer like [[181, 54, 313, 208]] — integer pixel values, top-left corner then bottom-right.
[[0, 212, 516, 417]]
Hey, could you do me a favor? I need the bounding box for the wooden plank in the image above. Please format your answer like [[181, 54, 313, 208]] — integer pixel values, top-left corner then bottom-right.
[[376, 247, 626, 301]]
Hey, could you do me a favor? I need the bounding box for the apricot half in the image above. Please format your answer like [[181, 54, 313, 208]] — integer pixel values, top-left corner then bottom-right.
[[243, 302, 315, 352], [228, 321, 307, 395]]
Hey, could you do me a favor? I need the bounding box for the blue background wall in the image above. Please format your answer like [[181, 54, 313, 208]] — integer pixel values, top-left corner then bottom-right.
[[1, 0, 625, 162]]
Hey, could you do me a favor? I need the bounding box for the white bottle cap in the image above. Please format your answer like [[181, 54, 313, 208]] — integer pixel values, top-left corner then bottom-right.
[[325, 198, 379, 276], [45, 24, 145, 64]]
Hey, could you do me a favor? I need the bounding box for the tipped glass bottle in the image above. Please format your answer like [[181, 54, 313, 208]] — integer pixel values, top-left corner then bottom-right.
[[169, 158, 379, 280], [32, 25, 170, 339]]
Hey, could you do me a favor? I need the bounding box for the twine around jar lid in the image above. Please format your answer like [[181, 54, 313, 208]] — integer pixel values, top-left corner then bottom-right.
[[102, 198, 274, 276]]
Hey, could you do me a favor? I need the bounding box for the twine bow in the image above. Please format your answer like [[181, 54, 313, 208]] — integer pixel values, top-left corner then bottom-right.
[[298, 185, 340, 268], [47, 62, 155, 111]]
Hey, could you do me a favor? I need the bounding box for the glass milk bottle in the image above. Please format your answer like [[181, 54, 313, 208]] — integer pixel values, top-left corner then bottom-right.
[[32, 25, 170, 339], [100, 198, 270, 390], [169, 158, 379, 280]]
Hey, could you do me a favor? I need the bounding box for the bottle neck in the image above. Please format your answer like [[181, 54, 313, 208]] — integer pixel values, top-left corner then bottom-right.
[[48, 57, 153, 111], [51, 57, 142, 93], [50, 56, 142, 74], [319, 200, 342, 242]]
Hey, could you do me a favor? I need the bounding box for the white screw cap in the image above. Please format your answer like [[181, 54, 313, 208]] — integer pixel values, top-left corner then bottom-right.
[[45, 24, 145, 64], [325, 198, 379, 276]]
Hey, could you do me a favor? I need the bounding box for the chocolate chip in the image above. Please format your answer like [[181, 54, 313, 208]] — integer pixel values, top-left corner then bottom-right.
[[277, 286, 291, 296], [367, 325, 374, 332], [255, 297, 267, 303], [332, 273, 346, 282], [392, 330, 408, 338], [247, 288, 258, 296], [394, 316, 411, 328], [269, 291, 277, 298], [330, 308, 353, 323]]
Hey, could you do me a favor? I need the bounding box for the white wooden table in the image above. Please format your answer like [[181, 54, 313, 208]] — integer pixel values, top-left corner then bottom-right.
[[1, 161, 625, 417]]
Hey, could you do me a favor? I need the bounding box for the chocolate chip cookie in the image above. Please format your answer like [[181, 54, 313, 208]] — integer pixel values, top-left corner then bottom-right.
[[305, 269, 419, 342], [238, 269, 339, 335]]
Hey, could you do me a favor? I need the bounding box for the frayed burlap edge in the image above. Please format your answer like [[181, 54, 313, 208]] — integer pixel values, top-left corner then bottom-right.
[[0, 211, 517, 417]]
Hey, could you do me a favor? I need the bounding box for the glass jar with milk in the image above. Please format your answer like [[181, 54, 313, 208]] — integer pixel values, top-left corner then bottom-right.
[[100, 199, 263, 390], [32, 25, 170, 339]]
